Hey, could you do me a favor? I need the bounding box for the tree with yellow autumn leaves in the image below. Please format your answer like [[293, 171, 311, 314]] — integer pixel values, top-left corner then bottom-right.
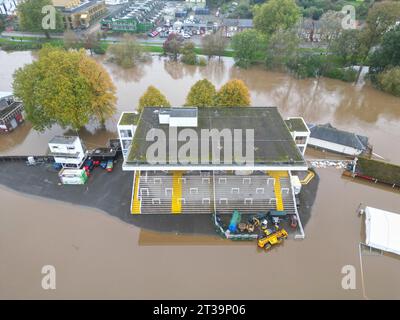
[[138, 86, 171, 112], [13, 46, 116, 131], [184, 79, 250, 107]]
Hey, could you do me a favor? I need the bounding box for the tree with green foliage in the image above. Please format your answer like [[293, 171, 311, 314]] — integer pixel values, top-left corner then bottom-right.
[[369, 25, 400, 75], [358, 1, 400, 82], [13, 46, 117, 131], [138, 86, 171, 112], [163, 33, 183, 61], [228, 4, 253, 19], [287, 53, 324, 79], [378, 67, 400, 97], [253, 0, 300, 35], [17, 0, 64, 38], [331, 29, 363, 66], [231, 29, 267, 68], [297, 0, 373, 20], [215, 79, 251, 107], [107, 34, 147, 68], [363, 1, 400, 49], [185, 79, 217, 107], [201, 30, 228, 60], [266, 28, 300, 70], [181, 42, 197, 65], [302, 6, 324, 20], [318, 10, 344, 45]]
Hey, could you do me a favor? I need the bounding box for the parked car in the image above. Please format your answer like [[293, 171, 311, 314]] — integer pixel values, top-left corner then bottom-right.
[[147, 30, 159, 38], [106, 160, 114, 172], [100, 161, 107, 169], [83, 159, 94, 172]]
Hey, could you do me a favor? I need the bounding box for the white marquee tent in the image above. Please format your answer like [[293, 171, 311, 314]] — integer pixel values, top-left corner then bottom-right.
[[365, 206, 400, 256]]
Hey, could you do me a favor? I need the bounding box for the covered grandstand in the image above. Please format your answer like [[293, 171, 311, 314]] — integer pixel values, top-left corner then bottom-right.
[[132, 170, 297, 216], [117, 105, 310, 241]]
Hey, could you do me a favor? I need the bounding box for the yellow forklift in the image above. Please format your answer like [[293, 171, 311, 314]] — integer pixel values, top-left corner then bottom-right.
[[257, 228, 288, 251]]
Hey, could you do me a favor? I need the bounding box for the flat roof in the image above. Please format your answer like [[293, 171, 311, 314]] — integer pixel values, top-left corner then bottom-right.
[[118, 112, 140, 126], [285, 118, 309, 133], [49, 136, 79, 145], [126, 106, 306, 167]]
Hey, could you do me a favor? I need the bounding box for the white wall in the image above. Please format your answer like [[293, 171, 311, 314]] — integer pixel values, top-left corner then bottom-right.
[[169, 116, 197, 127], [159, 113, 170, 124], [54, 155, 85, 166], [118, 124, 137, 160], [49, 137, 86, 167], [308, 137, 362, 156], [49, 138, 84, 155]]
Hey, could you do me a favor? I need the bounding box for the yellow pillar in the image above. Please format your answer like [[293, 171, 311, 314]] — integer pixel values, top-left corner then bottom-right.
[[171, 171, 183, 214], [131, 171, 141, 214], [267, 171, 287, 211]]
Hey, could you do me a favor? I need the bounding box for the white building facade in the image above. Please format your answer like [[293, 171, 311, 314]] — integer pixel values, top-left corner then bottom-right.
[[48, 136, 87, 168], [117, 112, 139, 160], [285, 117, 310, 156]]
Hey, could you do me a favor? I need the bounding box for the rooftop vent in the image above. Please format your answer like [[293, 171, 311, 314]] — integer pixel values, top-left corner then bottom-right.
[[158, 107, 198, 127]]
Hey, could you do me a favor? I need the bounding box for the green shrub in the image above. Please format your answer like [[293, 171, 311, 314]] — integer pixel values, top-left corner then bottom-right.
[[0, 41, 42, 51], [198, 56, 207, 66], [287, 52, 356, 82], [181, 52, 197, 65], [93, 45, 107, 55], [378, 67, 400, 97], [287, 53, 324, 78], [180, 42, 197, 65], [323, 67, 357, 82]]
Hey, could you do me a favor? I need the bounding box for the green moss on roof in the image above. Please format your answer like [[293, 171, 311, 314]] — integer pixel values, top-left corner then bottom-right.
[[285, 118, 308, 132], [119, 112, 140, 126], [126, 106, 306, 167], [357, 157, 400, 185]]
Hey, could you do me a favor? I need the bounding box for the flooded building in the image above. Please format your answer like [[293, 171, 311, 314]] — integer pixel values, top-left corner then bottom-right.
[[118, 106, 309, 231], [53, 0, 108, 30], [308, 123, 370, 156], [0, 92, 24, 133]]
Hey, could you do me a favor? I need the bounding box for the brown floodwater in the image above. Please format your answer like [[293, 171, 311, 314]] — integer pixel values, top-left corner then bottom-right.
[[1, 50, 400, 161], [0, 50, 400, 299], [1, 169, 399, 299]]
